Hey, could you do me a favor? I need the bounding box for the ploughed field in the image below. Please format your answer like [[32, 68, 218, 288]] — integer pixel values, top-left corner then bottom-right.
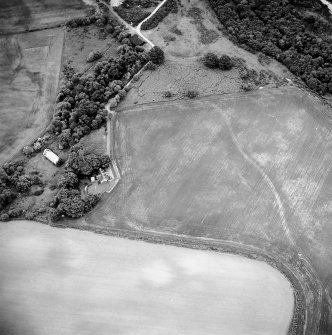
[[0, 221, 294, 335], [0, 29, 63, 163], [80, 86, 332, 331], [0, 0, 90, 34]]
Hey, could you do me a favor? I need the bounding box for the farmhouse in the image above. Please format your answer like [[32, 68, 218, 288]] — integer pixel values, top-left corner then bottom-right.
[[43, 149, 60, 165], [91, 168, 114, 183]]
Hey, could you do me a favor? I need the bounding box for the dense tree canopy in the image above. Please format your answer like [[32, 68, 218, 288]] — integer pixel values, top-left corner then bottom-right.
[[0, 168, 16, 211], [148, 46, 165, 65], [201, 53, 234, 70], [49, 150, 110, 221], [207, 0, 332, 95], [0, 161, 43, 216]]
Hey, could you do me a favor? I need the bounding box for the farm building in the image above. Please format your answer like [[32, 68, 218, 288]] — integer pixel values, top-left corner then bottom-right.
[[43, 149, 60, 165], [90, 168, 114, 183]]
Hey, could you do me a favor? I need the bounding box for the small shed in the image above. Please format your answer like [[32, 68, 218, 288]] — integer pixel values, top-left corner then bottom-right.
[[43, 149, 60, 165], [130, 34, 145, 46]]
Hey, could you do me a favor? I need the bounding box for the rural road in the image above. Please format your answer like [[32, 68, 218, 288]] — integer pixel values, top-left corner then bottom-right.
[[103, 0, 168, 47], [136, 0, 168, 46]]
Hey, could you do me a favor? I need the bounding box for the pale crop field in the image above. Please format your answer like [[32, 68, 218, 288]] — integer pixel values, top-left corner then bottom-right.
[[0, 221, 294, 335]]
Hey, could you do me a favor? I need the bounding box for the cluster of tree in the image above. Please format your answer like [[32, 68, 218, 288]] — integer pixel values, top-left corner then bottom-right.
[[114, 3, 150, 26], [207, 0, 332, 95], [65, 1, 110, 28], [52, 42, 151, 149], [49, 149, 110, 221], [148, 46, 165, 65], [0, 161, 44, 220], [121, 0, 157, 8], [2, 161, 43, 194], [22, 135, 51, 157], [141, 0, 178, 30], [65, 149, 111, 177], [49, 189, 100, 221], [0, 168, 16, 213], [87, 50, 103, 63], [185, 90, 199, 98], [201, 52, 234, 70]]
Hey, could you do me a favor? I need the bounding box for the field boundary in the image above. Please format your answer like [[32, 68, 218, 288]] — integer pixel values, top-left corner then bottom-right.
[[46, 219, 319, 335], [116, 85, 332, 116]]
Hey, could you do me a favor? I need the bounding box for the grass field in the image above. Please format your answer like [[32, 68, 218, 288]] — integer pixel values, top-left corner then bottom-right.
[[0, 221, 294, 335], [62, 25, 120, 75], [0, 0, 91, 34], [0, 28, 64, 163], [76, 86, 332, 332]]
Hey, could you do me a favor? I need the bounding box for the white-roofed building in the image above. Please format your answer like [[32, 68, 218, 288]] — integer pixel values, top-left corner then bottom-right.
[[43, 149, 60, 165]]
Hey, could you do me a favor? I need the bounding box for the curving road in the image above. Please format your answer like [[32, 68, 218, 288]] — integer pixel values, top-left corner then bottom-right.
[[103, 0, 168, 48]]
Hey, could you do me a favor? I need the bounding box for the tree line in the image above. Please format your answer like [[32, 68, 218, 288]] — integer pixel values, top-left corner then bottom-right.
[[52, 42, 164, 149]]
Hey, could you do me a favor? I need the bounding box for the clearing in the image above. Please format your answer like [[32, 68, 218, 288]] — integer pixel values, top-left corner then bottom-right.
[[123, 0, 291, 106], [0, 28, 64, 163], [0, 220, 294, 335]]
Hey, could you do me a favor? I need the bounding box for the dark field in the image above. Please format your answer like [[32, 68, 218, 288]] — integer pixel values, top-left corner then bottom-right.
[[75, 87, 332, 333], [0, 29, 63, 163], [0, 0, 91, 34]]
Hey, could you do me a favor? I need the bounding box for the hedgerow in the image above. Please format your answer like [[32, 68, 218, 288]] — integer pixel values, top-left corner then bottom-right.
[[52, 42, 150, 149]]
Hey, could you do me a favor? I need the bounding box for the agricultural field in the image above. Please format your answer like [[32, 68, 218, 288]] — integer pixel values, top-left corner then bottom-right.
[[0, 0, 92, 34], [0, 28, 64, 163], [74, 86, 332, 332], [0, 220, 294, 335]]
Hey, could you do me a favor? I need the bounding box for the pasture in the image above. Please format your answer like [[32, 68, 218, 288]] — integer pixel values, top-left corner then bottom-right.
[[0, 221, 294, 335], [0, 28, 63, 163], [82, 86, 332, 331]]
